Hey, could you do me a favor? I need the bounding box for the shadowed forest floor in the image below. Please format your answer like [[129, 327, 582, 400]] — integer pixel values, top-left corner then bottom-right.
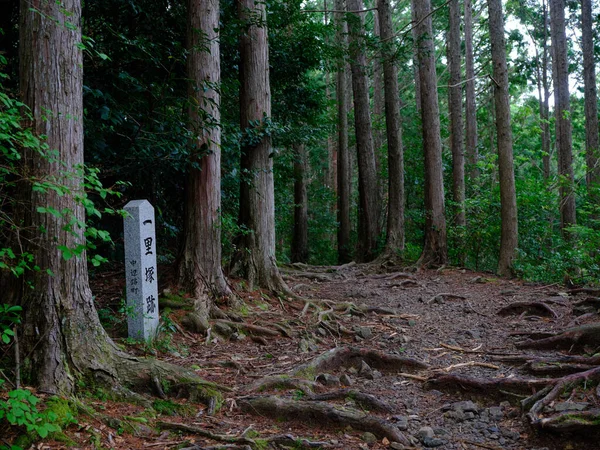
[[36, 265, 600, 449]]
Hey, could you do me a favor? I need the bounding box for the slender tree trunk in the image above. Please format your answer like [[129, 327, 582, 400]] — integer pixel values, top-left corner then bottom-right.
[[487, 0, 518, 276], [413, 0, 448, 267], [582, 0, 600, 196], [347, 0, 380, 262], [372, 8, 385, 233], [237, 0, 291, 293], [448, 0, 465, 231], [464, 0, 478, 181], [377, 0, 405, 260], [410, 0, 422, 113], [178, 0, 232, 320], [335, 0, 352, 264], [550, 0, 576, 233], [540, 0, 552, 179], [291, 144, 309, 263]]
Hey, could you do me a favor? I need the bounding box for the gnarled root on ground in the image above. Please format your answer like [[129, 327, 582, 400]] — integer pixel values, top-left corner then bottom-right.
[[292, 346, 429, 377], [114, 356, 230, 409], [497, 301, 558, 318], [424, 372, 554, 398], [491, 354, 600, 376], [239, 395, 409, 445], [515, 323, 600, 350], [305, 389, 393, 413], [524, 366, 600, 431], [245, 375, 322, 395]]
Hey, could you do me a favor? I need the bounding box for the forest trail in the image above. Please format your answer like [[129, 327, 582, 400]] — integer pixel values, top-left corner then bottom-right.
[[73, 265, 599, 449]]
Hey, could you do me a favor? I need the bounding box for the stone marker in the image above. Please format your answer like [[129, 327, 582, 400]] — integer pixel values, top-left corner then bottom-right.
[[124, 200, 159, 340]]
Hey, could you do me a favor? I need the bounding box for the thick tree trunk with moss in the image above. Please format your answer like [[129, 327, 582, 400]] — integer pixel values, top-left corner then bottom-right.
[[550, 0, 576, 234], [377, 0, 405, 260], [178, 0, 232, 321], [237, 0, 291, 294], [413, 0, 448, 267], [582, 0, 600, 197], [13, 0, 239, 400], [335, 0, 352, 264], [448, 0, 465, 230], [487, 0, 518, 276], [291, 144, 309, 263], [464, 0, 478, 182], [347, 0, 380, 262]]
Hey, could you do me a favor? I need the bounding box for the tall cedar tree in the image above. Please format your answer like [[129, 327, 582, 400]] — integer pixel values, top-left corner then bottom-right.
[[178, 0, 232, 325], [347, 0, 380, 262], [413, 0, 448, 267], [237, 0, 292, 293], [334, 0, 352, 263], [582, 0, 600, 195], [550, 0, 576, 233], [540, 0, 552, 179], [16, 0, 211, 395], [448, 0, 465, 229], [377, 0, 405, 260], [464, 0, 478, 181], [487, 0, 518, 276], [291, 144, 309, 263]]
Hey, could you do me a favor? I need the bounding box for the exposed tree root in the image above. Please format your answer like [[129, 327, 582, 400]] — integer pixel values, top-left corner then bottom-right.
[[114, 357, 230, 408], [427, 293, 467, 304], [524, 366, 600, 429], [497, 301, 558, 318], [246, 375, 321, 394], [158, 421, 255, 446], [239, 396, 409, 445], [515, 323, 600, 350], [305, 389, 393, 412], [491, 354, 600, 376], [424, 373, 554, 397], [291, 346, 429, 377], [529, 409, 600, 432], [213, 319, 281, 337]]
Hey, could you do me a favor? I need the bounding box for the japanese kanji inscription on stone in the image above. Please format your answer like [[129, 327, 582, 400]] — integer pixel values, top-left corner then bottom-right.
[[124, 200, 159, 340]]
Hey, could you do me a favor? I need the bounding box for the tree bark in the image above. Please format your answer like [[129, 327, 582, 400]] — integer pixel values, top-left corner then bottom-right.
[[178, 0, 232, 320], [291, 144, 309, 263], [550, 0, 576, 234], [334, 0, 352, 264], [541, 0, 552, 179], [581, 0, 600, 197], [487, 0, 518, 276], [413, 0, 448, 267], [347, 0, 380, 262], [377, 0, 405, 259], [410, 0, 421, 113], [464, 0, 478, 182], [237, 0, 291, 293], [447, 0, 465, 230]]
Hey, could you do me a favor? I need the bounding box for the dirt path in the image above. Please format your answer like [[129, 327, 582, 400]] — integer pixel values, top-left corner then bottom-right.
[[64, 265, 600, 449]]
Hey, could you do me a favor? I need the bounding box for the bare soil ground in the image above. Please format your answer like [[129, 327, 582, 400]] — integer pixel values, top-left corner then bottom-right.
[[32, 265, 600, 449]]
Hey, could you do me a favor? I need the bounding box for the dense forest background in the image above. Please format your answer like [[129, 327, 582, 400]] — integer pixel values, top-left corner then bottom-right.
[[3, 0, 600, 283]]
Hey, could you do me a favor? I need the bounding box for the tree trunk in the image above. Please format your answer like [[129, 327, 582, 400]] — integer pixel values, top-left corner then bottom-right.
[[464, 0, 478, 181], [377, 0, 405, 260], [291, 144, 309, 263], [17, 0, 120, 394], [237, 0, 291, 293], [487, 0, 518, 276], [447, 0, 465, 231], [550, 0, 576, 234], [410, 0, 421, 113], [413, 0, 448, 267], [541, 0, 552, 179], [581, 0, 600, 197], [372, 8, 385, 234], [178, 0, 232, 320], [347, 0, 380, 262], [334, 0, 352, 264]]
